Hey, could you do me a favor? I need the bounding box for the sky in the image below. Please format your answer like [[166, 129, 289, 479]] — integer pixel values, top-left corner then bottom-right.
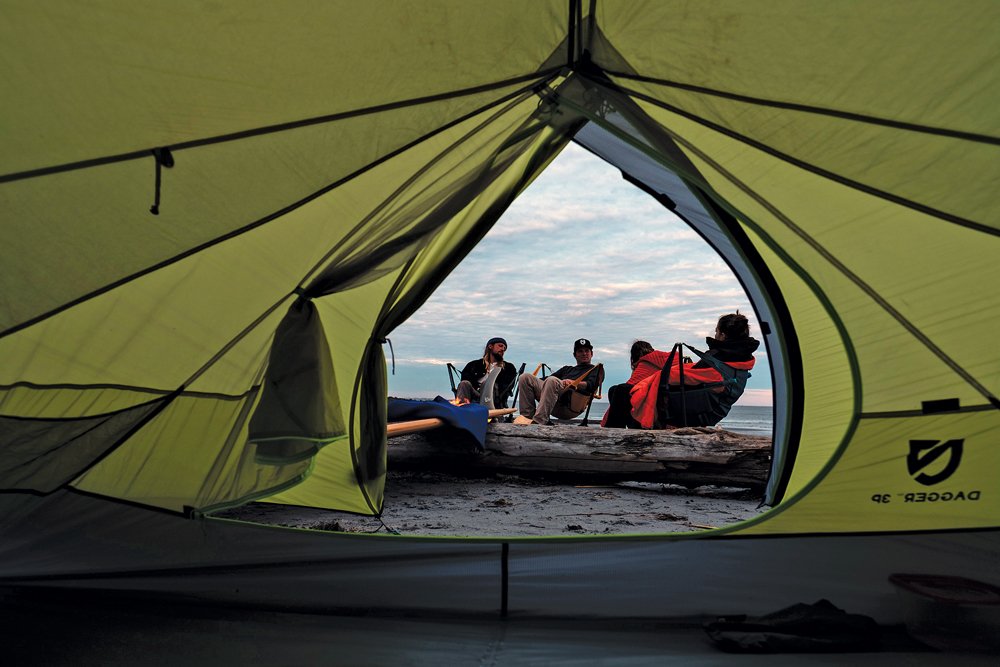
[[385, 143, 773, 406]]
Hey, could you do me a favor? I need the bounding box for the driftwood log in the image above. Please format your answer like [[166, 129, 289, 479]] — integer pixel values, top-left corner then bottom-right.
[[389, 422, 771, 490]]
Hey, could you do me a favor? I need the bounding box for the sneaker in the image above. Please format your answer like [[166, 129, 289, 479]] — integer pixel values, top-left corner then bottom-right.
[[512, 415, 533, 425]]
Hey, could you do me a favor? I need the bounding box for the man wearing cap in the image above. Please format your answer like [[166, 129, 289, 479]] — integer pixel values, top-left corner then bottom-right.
[[515, 338, 600, 425], [455, 337, 517, 407]]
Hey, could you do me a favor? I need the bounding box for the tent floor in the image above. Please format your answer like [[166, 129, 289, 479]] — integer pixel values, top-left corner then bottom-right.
[[2, 586, 993, 666]]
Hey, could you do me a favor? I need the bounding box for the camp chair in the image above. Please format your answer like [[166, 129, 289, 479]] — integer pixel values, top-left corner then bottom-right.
[[446, 362, 525, 410], [551, 363, 605, 426], [498, 362, 526, 410], [446, 363, 461, 397], [655, 343, 750, 428]]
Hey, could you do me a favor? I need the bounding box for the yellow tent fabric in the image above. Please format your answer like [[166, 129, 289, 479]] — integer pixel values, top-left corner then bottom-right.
[[2, 0, 998, 542]]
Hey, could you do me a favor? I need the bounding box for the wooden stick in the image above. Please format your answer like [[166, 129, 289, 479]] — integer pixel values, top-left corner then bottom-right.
[[387, 418, 444, 437], [386, 408, 516, 438]]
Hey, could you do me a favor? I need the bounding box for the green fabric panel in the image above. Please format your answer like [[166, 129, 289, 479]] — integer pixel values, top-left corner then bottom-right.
[[0, 223, 302, 397], [597, 1, 1000, 134], [0, 384, 173, 418], [1, 1, 568, 173], [736, 230, 854, 501], [0, 77, 543, 332], [613, 76, 1000, 227], [0, 0, 571, 335], [743, 410, 999, 534], [597, 0, 1000, 236], [262, 438, 373, 515], [0, 399, 164, 492], [73, 392, 310, 513]]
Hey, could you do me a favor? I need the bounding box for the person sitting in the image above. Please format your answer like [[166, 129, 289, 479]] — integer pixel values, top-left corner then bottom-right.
[[455, 337, 517, 408], [514, 338, 602, 425], [602, 340, 671, 428], [630, 313, 759, 429]]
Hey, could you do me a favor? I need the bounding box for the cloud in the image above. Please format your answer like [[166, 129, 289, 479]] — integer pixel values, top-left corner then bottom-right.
[[738, 389, 774, 407], [394, 357, 455, 367]]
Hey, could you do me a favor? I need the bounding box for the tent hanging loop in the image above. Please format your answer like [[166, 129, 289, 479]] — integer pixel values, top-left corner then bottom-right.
[[534, 84, 560, 112], [149, 147, 175, 216], [531, 85, 566, 127]]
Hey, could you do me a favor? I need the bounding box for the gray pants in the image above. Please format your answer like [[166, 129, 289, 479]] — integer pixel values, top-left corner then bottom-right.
[[455, 380, 480, 403], [518, 374, 574, 424]]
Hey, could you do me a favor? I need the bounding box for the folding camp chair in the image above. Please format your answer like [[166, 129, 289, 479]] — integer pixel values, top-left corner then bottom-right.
[[549, 363, 605, 426], [574, 363, 605, 426], [654, 343, 749, 428], [507, 362, 551, 405]]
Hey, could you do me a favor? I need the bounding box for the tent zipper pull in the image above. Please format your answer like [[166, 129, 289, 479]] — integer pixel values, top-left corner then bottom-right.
[[149, 147, 175, 215]]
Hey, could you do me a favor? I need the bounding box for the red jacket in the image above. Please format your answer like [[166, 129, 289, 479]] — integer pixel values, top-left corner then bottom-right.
[[625, 349, 672, 385], [629, 355, 755, 429]]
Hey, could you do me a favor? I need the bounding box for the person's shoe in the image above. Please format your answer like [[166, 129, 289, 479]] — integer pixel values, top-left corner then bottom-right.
[[513, 415, 533, 425]]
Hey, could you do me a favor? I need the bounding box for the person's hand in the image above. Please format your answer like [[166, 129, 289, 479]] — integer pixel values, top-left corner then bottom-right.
[[561, 379, 575, 390]]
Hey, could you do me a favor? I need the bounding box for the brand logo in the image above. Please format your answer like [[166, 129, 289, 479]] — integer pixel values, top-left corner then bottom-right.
[[907, 439, 964, 486]]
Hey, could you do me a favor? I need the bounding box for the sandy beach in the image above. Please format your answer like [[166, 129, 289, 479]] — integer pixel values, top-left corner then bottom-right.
[[219, 469, 767, 536]]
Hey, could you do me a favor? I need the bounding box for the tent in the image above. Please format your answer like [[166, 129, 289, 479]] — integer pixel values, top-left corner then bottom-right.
[[2, 0, 998, 650]]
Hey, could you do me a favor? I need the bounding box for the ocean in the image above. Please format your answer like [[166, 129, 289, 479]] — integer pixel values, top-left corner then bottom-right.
[[583, 402, 773, 436]]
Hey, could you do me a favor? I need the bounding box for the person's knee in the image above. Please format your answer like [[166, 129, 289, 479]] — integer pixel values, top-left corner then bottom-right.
[[522, 374, 547, 392]]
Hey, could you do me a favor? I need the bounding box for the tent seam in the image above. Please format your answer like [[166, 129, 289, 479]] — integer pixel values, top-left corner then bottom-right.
[[0, 68, 565, 185], [0, 381, 257, 404], [0, 76, 560, 342], [604, 70, 1000, 145], [613, 81, 999, 236]]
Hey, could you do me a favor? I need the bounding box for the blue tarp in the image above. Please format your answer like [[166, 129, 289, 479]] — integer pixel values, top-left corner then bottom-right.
[[387, 396, 489, 448]]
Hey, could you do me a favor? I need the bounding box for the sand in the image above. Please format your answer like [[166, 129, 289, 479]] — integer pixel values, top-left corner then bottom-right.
[[218, 470, 767, 536]]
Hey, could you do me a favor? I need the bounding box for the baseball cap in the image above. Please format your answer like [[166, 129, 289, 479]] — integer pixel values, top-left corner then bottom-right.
[[487, 337, 507, 346], [574, 338, 593, 351]]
